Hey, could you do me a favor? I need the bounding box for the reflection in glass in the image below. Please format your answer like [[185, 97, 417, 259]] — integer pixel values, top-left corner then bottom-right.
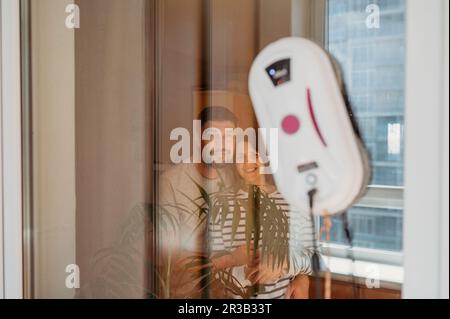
[[326, 0, 406, 252]]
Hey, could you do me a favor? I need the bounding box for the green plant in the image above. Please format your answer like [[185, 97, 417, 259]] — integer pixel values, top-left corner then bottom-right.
[[82, 175, 312, 299], [207, 183, 291, 270]]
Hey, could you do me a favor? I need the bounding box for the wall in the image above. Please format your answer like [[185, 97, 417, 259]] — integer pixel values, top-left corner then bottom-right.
[[157, 0, 292, 165], [0, 0, 23, 299], [157, 0, 204, 165], [440, 0, 449, 299], [30, 0, 76, 299], [259, 0, 291, 49]]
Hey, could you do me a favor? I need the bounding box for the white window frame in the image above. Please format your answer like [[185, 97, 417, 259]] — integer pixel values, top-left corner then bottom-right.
[[0, 0, 23, 299], [402, 0, 449, 299]]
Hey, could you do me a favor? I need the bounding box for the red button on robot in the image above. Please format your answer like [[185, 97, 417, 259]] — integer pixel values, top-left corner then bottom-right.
[[281, 115, 300, 135]]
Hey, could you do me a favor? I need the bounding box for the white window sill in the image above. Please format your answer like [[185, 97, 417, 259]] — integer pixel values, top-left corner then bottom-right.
[[322, 256, 404, 291]]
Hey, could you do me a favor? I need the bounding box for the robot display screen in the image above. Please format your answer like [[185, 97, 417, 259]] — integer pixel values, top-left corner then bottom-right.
[[265, 58, 291, 86]]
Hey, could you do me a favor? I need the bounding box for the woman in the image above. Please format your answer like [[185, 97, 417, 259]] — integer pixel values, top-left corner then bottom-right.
[[209, 141, 315, 299]]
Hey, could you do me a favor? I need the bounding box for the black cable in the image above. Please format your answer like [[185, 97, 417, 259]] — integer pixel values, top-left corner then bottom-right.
[[308, 191, 360, 299], [308, 189, 322, 299], [341, 211, 361, 299]]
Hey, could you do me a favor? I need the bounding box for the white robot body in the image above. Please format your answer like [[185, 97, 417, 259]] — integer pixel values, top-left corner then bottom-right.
[[249, 37, 370, 216]]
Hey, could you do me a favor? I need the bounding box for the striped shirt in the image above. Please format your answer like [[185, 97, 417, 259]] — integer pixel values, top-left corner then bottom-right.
[[209, 188, 314, 299]]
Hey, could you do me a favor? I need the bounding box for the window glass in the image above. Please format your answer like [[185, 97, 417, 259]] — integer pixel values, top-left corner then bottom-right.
[[25, 0, 406, 300], [324, 0, 406, 252]]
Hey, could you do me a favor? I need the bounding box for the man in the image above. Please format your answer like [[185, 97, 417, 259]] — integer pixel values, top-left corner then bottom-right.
[[158, 106, 242, 298]]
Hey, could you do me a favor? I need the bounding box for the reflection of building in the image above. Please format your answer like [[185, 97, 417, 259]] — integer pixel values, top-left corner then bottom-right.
[[328, 0, 405, 187], [325, 0, 406, 251], [328, 208, 403, 251]]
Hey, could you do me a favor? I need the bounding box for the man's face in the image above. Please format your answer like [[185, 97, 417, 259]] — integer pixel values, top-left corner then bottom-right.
[[202, 120, 236, 167]]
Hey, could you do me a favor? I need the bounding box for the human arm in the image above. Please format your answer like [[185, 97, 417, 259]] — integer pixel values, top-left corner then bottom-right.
[[284, 274, 310, 299]]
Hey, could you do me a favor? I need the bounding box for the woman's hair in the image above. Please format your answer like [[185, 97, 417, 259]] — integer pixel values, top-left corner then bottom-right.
[[197, 106, 238, 127]]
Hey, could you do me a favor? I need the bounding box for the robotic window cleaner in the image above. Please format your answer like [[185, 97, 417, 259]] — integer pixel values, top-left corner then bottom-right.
[[249, 37, 371, 298], [249, 37, 370, 216]]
